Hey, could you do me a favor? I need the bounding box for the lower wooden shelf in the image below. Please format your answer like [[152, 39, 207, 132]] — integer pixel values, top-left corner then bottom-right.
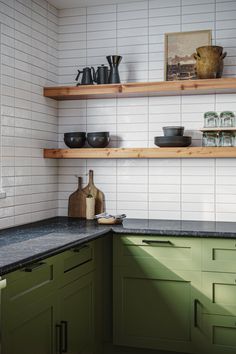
[[43, 147, 236, 159]]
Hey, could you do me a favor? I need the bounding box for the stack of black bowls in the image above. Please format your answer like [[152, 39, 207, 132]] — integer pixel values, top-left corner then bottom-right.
[[154, 126, 191, 147], [64, 132, 110, 148]]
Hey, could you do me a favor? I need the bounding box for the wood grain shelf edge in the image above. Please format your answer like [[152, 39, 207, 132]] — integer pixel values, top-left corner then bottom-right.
[[43, 147, 236, 159], [43, 78, 236, 100]]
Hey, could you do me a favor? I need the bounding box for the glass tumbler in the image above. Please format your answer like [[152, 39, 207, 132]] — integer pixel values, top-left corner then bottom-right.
[[219, 111, 235, 127], [219, 131, 234, 146], [204, 111, 219, 128], [202, 132, 219, 147]]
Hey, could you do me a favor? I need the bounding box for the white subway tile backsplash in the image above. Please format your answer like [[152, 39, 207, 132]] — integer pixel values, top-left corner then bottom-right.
[[0, 0, 235, 225], [118, 9, 147, 21], [182, 3, 215, 15], [88, 12, 116, 23]]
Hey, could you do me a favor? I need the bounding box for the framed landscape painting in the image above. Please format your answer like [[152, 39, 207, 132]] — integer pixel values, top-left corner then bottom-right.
[[164, 30, 212, 81]]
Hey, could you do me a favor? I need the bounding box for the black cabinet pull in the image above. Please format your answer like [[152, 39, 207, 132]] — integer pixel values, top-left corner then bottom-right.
[[142, 240, 173, 245], [61, 321, 68, 352], [56, 324, 63, 354], [24, 262, 45, 272], [73, 244, 89, 253], [194, 299, 200, 328]]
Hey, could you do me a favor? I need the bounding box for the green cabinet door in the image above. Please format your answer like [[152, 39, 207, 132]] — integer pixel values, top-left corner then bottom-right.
[[59, 271, 95, 354], [2, 292, 58, 354], [201, 271, 236, 316], [113, 266, 201, 353], [202, 239, 236, 273], [201, 314, 236, 354]]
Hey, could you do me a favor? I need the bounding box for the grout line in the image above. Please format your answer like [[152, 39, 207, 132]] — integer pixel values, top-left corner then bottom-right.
[[85, 6, 88, 182], [214, 0, 217, 222], [180, 0, 182, 220], [115, 3, 118, 214], [147, 0, 150, 219]]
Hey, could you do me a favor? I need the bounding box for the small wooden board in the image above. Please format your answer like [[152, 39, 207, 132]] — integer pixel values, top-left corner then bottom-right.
[[82, 170, 105, 215], [68, 177, 87, 218]]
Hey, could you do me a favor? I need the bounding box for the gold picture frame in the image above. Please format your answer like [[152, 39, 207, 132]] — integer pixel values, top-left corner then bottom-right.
[[164, 30, 212, 81]]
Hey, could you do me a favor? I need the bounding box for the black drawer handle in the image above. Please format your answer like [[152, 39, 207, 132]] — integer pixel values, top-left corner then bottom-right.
[[56, 324, 62, 354], [142, 240, 173, 245], [72, 244, 89, 253], [194, 299, 201, 328], [61, 321, 68, 353], [24, 262, 45, 272]]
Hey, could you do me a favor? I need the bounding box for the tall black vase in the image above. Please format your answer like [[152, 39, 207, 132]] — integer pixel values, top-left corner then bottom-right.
[[106, 55, 122, 84]]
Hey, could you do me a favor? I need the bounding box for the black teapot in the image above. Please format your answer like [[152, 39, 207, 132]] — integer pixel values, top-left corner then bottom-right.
[[75, 67, 95, 85], [94, 65, 109, 84]]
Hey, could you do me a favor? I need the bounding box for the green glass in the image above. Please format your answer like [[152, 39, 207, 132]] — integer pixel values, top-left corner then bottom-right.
[[219, 111, 235, 127], [204, 111, 219, 128]]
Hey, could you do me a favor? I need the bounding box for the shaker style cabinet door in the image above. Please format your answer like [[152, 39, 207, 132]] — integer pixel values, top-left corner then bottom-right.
[[202, 239, 236, 273], [113, 235, 203, 353], [201, 271, 236, 316], [113, 266, 201, 353], [201, 314, 236, 354], [2, 293, 57, 354], [59, 272, 95, 354]]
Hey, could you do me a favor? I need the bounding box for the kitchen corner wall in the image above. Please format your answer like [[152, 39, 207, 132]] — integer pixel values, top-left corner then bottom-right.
[[0, 0, 59, 229], [58, 0, 236, 222], [1, 0, 236, 228]]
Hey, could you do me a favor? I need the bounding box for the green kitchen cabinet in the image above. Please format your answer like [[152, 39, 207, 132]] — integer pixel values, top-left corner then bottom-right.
[[200, 314, 236, 354], [1, 256, 59, 354], [113, 235, 202, 353], [58, 243, 95, 287], [57, 240, 103, 354], [59, 272, 95, 354], [113, 235, 202, 271], [201, 271, 236, 316], [1, 239, 102, 354], [202, 238, 236, 273], [2, 291, 58, 354]]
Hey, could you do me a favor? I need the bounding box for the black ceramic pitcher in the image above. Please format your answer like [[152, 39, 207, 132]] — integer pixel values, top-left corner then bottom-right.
[[106, 55, 122, 84]]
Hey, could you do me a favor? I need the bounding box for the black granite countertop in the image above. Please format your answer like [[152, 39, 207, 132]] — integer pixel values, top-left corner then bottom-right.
[[0, 217, 236, 276]]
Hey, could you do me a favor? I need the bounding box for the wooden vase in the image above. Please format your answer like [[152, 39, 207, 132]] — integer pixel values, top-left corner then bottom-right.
[[194, 46, 227, 79]]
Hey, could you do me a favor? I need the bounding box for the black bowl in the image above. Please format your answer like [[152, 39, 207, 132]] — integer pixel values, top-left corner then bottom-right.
[[64, 132, 86, 148], [154, 136, 192, 147], [87, 132, 110, 148], [162, 126, 184, 137]]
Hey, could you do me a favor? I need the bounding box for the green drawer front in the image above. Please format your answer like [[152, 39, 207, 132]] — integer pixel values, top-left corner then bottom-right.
[[113, 235, 201, 271], [201, 272, 236, 316], [3, 257, 57, 311], [202, 239, 236, 272], [61, 243, 94, 285], [201, 314, 236, 354]]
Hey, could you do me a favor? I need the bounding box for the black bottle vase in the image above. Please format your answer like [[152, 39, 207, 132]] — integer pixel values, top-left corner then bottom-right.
[[106, 55, 122, 83]]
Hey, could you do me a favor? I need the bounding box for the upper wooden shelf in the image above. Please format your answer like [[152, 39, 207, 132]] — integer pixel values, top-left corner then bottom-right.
[[44, 147, 236, 159], [44, 78, 236, 100]]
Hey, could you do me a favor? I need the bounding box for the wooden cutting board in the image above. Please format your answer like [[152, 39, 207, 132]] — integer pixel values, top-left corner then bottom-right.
[[82, 170, 105, 215], [68, 176, 87, 218]]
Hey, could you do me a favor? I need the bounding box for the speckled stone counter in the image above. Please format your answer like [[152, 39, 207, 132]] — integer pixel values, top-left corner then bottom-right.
[[0, 217, 236, 275]]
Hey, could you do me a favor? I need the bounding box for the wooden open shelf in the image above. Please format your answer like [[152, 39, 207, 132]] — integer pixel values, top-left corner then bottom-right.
[[44, 147, 236, 159], [44, 78, 236, 100]]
